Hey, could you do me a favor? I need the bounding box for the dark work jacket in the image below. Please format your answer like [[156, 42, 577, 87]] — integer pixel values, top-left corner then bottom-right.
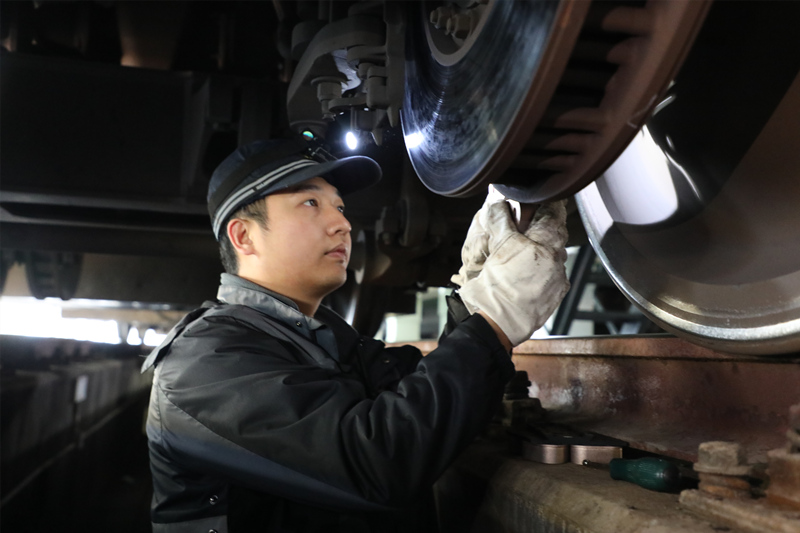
[[142, 274, 514, 532]]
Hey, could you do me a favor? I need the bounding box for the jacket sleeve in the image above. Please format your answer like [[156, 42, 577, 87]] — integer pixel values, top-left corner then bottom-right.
[[152, 311, 514, 511], [351, 341, 423, 397]]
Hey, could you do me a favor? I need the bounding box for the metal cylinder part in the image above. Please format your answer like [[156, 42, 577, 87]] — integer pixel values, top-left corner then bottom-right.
[[522, 442, 569, 464], [570, 445, 623, 466]]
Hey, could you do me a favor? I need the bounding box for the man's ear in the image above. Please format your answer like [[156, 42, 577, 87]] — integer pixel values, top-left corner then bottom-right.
[[227, 218, 257, 256]]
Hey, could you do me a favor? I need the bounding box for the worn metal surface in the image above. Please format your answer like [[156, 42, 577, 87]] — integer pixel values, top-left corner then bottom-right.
[[680, 489, 800, 533], [522, 442, 569, 464], [401, 335, 800, 464], [570, 445, 623, 466], [436, 441, 726, 533], [510, 336, 800, 464], [404, 334, 800, 530]]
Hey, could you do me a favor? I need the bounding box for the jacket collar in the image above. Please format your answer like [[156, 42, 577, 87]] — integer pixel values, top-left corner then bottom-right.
[[216, 274, 353, 361], [218, 273, 306, 319]]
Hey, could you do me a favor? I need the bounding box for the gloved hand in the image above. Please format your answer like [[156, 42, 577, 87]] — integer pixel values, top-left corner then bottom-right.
[[458, 199, 570, 346], [450, 204, 490, 288]]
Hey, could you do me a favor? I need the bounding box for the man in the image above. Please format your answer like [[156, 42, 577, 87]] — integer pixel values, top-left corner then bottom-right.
[[142, 139, 570, 532]]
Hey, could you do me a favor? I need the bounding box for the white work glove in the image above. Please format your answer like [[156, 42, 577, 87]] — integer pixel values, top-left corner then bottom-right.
[[450, 202, 490, 287], [458, 199, 570, 346]]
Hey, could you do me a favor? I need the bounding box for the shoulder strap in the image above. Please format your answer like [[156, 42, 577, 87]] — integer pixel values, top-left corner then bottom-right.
[[140, 301, 217, 373]]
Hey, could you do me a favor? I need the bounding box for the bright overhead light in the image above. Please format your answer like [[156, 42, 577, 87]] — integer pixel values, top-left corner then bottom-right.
[[345, 131, 359, 150]]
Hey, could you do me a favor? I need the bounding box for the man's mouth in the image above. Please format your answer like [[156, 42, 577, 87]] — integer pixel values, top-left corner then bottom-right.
[[326, 245, 348, 260]]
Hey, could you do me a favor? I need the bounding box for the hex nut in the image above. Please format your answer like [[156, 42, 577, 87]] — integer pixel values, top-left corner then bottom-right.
[[316, 81, 342, 101], [697, 472, 752, 500], [429, 6, 455, 29], [694, 441, 752, 476], [446, 13, 473, 39]]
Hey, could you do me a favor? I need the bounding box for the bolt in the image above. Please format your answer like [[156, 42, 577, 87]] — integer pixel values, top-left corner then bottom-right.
[[357, 62, 372, 80], [312, 77, 343, 121], [445, 13, 474, 39], [697, 472, 753, 500], [316, 81, 342, 102], [694, 441, 753, 499], [429, 6, 455, 29], [695, 441, 750, 475]]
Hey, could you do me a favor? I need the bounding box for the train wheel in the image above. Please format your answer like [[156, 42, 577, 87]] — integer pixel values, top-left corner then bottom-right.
[[403, 0, 800, 354]]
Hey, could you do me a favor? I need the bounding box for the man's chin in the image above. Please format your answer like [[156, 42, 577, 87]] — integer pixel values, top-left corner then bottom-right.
[[320, 272, 349, 297]]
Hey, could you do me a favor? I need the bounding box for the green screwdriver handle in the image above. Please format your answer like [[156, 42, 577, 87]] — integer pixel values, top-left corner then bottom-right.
[[609, 457, 681, 492]]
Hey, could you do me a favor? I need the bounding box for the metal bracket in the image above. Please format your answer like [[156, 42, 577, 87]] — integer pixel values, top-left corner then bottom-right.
[[287, 3, 405, 143]]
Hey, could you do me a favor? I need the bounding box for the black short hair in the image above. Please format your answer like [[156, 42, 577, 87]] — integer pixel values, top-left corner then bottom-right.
[[218, 199, 269, 274]]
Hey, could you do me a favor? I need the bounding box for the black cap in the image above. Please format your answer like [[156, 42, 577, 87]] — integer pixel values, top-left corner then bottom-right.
[[207, 139, 382, 239]]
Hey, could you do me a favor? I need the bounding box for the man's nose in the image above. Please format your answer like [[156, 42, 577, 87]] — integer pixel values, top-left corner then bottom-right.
[[327, 207, 351, 235]]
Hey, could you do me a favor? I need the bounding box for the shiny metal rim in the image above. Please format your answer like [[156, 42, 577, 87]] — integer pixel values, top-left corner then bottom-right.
[[575, 0, 800, 355], [424, 1, 494, 67], [579, 183, 800, 355]]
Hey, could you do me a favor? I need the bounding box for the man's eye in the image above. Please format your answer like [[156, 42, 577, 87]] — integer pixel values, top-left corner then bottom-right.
[[303, 199, 318, 207], [337, 205, 346, 214]]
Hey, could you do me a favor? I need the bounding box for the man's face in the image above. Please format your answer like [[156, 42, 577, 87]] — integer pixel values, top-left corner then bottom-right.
[[250, 176, 351, 300]]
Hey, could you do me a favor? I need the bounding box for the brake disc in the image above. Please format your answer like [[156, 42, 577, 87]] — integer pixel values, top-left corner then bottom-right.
[[402, 0, 709, 200]]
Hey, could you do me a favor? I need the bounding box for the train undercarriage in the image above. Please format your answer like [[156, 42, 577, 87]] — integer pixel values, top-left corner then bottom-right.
[[1, 1, 799, 531]]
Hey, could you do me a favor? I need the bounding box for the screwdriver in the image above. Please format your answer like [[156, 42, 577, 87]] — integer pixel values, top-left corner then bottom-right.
[[583, 457, 682, 492]]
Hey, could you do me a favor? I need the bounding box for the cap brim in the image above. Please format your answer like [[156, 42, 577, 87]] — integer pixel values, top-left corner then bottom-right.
[[261, 155, 382, 198], [211, 154, 382, 238]]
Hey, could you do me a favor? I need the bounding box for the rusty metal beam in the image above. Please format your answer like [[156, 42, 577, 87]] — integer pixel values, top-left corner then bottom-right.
[[401, 335, 800, 464], [510, 335, 800, 463]]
